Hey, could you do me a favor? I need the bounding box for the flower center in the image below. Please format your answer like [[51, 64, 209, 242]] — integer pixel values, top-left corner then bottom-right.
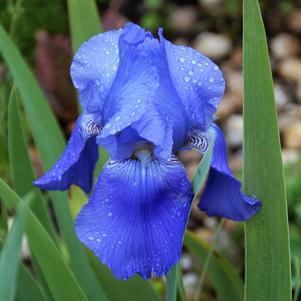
[[132, 143, 154, 164]]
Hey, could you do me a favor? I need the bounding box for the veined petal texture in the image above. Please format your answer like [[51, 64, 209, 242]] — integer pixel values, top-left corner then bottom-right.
[[75, 154, 193, 279]]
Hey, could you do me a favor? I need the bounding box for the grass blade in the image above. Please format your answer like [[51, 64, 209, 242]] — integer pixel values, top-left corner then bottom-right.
[[67, 0, 102, 52], [0, 241, 48, 301], [15, 264, 49, 301], [8, 86, 56, 240], [243, 1, 291, 300], [184, 231, 243, 301], [0, 23, 108, 301], [166, 264, 179, 301], [0, 196, 30, 301], [0, 179, 90, 301]]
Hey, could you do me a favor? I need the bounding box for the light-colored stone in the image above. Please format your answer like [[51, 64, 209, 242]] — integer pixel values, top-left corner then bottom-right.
[[225, 70, 243, 98], [274, 83, 290, 109], [224, 115, 243, 147], [193, 32, 232, 60], [216, 93, 242, 120], [282, 120, 301, 149], [169, 6, 198, 33], [182, 273, 198, 298], [278, 58, 301, 82], [199, 0, 223, 12], [270, 33, 299, 59], [287, 9, 301, 33], [282, 148, 300, 164], [180, 253, 194, 271]]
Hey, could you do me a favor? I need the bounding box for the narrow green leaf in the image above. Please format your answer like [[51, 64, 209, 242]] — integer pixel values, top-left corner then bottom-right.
[[166, 264, 179, 301], [0, 196, 30, 301], [0, 241, 48, 301], [184, 231, 243, 301], [86, 249, 161, 301], [67, 0, 102, 52], [0, 25, 65, 169], [0, 24, 108, 301], [15, 263, 49, 301], [191, 142, 214, 195], [243, 1, 291, 301], [0, 179, 90, 301], [8, 86, 56, 240]]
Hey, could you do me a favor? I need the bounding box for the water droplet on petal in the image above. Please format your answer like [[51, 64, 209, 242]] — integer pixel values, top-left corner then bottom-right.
[[115, 116, 121, 121], [108, 212, 112, 217], [179, 57, 185, 63], [191, 60, 196, 64], [188, 71, 194, 76], [208, 77, 215, 83], [184, 76, 190, 82]]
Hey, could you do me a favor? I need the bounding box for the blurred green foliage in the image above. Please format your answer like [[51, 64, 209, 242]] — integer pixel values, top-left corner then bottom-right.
[[0, 0, 68, 63]]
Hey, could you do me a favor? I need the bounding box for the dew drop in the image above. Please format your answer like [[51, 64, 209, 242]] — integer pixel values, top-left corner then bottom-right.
[[188, 70, 194, 76], [88, 236, 94, 241], [102, 233, 107, 237], [179, 57, 185, 63], [213, 65, 219, 71], [108, 212, 112, 217], [115, 116, 121, 121], [184, 76, 190, 82], [208, 77, 215, 83], [191, 60, 196, 64]]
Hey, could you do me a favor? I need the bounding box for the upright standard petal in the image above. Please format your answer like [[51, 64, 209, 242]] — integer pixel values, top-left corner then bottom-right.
[[71, 22, 149, 113], [70, 29, 121, 113], [182, 124, 261, 221], [33, 114, 100, 193], [159, 30, 225, 132], [97, 29, 159, 159], [75, 153, 193, 279]]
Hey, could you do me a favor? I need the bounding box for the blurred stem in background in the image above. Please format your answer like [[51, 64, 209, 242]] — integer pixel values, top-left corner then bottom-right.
[[8, 0, 24, 38], [194, 219, 225, 301]]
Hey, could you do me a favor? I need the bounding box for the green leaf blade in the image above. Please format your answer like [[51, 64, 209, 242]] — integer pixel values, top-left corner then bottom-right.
[[8, 87, 56, 240], [0, 23, 108, 301], [243, 1, 291, 300], [0, 180, 90, 301], [0, 197, 30, 301], [67, 0, 102, 52]]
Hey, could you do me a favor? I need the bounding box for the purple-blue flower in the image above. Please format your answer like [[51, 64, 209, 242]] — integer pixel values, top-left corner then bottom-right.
[[34, 23, 261, 280]]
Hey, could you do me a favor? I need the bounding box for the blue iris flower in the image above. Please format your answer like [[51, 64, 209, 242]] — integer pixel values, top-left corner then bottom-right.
[[34, 23, 261, 280]]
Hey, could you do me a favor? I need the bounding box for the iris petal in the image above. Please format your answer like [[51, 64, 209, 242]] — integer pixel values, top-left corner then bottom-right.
[[75, 155, 193, 279], [182, 124, 261, 221], [70, 29, 121, 113], [97, 29, 159, 159], [33, 114, 100, 193], [159, 30, 225, 132]]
